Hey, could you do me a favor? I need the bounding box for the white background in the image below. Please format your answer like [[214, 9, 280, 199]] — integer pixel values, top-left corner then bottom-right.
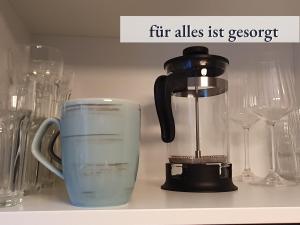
[[121, 16, 299, 43]]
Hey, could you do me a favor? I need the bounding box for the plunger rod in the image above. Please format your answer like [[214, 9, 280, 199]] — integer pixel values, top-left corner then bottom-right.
[[195, 83, 201, 158]]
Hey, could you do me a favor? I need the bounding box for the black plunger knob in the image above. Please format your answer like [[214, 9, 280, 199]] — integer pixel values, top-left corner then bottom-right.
[[183, 46, 209, 56]]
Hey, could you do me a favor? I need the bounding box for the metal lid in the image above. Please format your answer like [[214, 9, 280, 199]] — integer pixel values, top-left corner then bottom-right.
[[164, 46, 229, 77]]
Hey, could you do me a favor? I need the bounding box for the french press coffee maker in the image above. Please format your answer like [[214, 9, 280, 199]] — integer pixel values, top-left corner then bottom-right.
[[154, 46, 237, 192]]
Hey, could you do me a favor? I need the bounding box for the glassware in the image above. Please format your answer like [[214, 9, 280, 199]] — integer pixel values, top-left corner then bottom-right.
[[289, 109, 300, 181], [43, 70, 75, 187], [53, 69, 74, 117], [275, 116, 298, 181], [22, 45, 65, 194], [275, 109, 300, 182], [0, 48, 33, 207], [29, 45, 63, 80], [229, 73, 260, 183], [288, 109, 300, 182], [154, 46, 237, 192], [247, 59, 296, 186]]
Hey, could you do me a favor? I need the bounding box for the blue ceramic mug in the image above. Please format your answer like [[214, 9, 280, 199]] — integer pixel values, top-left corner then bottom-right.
[[32, 98, 140, 207]]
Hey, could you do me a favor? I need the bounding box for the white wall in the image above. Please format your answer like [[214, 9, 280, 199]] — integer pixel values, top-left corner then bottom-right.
[[294, 44, 300, 105], [0, 0, 29, 47], [0, 0, 30, 93], [32, 35, 298, 181]]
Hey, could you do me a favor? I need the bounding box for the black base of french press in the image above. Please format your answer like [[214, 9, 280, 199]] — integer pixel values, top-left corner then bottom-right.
[[161, 163, 238, 192]]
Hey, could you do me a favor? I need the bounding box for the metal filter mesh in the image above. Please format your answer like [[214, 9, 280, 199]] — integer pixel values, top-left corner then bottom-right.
[[169, 155, 227, 164]]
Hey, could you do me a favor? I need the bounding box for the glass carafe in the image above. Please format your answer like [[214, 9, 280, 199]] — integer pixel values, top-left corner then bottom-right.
[[168, 76, 229, 164]]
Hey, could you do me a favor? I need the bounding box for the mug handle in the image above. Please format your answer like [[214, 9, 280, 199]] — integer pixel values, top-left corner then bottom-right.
[[31, 118, 64, 180]]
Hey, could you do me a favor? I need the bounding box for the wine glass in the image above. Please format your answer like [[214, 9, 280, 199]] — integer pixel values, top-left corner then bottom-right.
[[229, 72, 260, 183], [247, 60, 297, 186]]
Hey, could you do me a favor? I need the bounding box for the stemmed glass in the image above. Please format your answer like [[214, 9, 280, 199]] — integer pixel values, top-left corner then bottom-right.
[[229, 73, 260, 183], [247, 60, 296, 186]]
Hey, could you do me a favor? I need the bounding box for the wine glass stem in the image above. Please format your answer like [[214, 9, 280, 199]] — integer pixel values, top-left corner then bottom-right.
[[243, 127, 250, 170], [270, 123, 276, 172]]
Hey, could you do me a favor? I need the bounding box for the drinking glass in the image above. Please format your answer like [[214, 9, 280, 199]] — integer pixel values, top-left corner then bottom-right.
[[50, 70, 75, 176], [229, 73, 260, 183], [22, 45, 64, 193], [247, 60, 296, 186], [278, 108, 300, 182], [275, 116, 298, 181], [40, 70, 75, 187], [53, 69, 74, 117], [29, 45, 63, 80], [0, 47, 33, 207]]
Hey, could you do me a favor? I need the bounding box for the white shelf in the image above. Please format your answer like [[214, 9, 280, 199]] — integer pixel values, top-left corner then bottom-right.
[[1, 179, 300, 225], [8, 0, 300, 38]]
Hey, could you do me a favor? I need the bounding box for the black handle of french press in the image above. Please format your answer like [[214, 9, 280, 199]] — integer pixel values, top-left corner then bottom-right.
[[154, 75, 187, 143], [154, 75, 174, 142]]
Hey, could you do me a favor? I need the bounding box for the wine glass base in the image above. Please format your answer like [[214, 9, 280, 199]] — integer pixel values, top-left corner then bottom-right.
[[234, 169, 261, 183], [250, 171, 297, 187]]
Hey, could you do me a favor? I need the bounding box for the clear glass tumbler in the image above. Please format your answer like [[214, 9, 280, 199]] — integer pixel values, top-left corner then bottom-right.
[[290, 110, 300, 181], [22, 45, 65, 193], [277, 109, 300, 182], [0, 47, 33, 207], [275, 117, 298, 180]]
